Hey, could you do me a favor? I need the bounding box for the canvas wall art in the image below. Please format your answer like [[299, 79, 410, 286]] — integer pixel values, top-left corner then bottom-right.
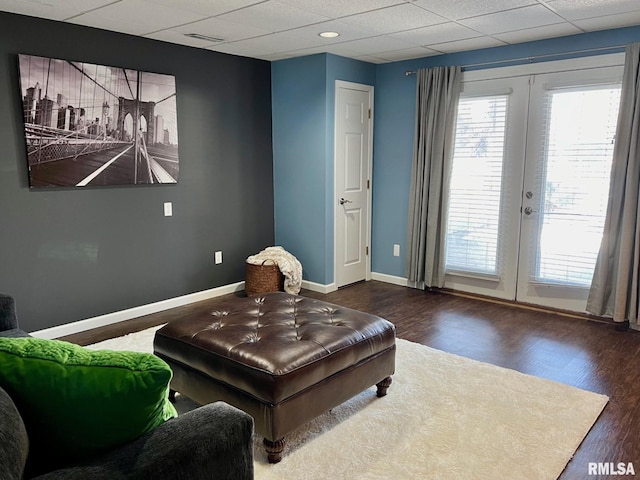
[[18, 54, 179, 187]]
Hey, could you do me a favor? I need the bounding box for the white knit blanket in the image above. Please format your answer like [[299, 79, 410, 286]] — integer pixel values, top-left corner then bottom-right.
[[246, 246, 303, 294]]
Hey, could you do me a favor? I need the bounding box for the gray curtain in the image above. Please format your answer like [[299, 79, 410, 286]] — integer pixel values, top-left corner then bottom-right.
[[586, 42, 640, 328], [406, 66, 462, 288]]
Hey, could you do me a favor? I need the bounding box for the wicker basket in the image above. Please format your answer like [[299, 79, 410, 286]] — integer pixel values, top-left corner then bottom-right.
[[245, 261, 285, 296]]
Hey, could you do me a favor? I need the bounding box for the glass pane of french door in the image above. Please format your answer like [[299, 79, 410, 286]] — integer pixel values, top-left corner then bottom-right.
[[536, 87, 619, 285], [445, 94, 508, 276]]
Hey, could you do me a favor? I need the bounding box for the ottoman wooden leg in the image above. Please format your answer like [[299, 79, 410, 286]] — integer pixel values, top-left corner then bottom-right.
[[264, 438, 286, 464], [376, 376, 392, 397]]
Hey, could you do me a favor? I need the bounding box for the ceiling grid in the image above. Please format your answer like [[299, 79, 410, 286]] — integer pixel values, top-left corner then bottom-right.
[[0, 0, 638, 62]]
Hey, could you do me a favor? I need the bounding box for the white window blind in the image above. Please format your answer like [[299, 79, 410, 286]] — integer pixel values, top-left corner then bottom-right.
[[534, 84, 621, 286], [445, 94, 509, 276]]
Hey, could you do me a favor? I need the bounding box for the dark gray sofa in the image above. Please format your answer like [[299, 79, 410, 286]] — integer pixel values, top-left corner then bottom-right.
[[0, 294, 255, 480], [0, 294, 28, 338]]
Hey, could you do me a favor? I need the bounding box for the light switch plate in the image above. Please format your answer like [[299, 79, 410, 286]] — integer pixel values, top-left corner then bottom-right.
[[164, 202, 172, 216]]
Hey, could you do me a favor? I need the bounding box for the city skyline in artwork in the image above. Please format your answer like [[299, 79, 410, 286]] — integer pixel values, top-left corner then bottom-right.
[[18, 54, 180, 187]]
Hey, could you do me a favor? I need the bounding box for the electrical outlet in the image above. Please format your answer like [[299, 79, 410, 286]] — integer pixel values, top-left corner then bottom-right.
[[393, 244, 400, 257], [215, 251, 223, 264], [163, 202, 172, 217]]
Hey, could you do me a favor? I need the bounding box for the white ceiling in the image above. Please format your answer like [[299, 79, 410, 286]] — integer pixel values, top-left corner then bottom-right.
[[2, 0, 640, 63]]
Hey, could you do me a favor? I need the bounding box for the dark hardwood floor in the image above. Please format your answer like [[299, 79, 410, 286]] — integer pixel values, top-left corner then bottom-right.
[[61, 281, 640, 480]]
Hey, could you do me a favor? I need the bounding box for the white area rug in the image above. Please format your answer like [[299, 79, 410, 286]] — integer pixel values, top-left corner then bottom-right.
[[88, 326, 608, 480]]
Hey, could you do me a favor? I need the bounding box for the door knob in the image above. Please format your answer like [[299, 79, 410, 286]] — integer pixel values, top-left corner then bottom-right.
[[524, 206, 536, 215], [339, 198, 353, 205]]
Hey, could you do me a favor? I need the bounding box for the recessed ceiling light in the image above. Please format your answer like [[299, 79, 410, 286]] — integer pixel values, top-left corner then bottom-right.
[[184, 33, 224, 43], [319, 31, 340, 38]]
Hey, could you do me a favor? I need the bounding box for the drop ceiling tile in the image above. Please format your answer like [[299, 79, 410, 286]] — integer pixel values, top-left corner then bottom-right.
[[259, 52, 298, 61], [225, 32, 324, 55], [145, 29, 222, 48], [546, 0, 640, 21], [390, 22, 483, 46], [354, 55, 389, 64], [207, 42, 273, 58], [573, 10, 640, 31], [429, 36, 508, 54], [494, 22, 583, 44], [271, 34, 418, 59], [283, 43, 362, 57], [340, 3, 446, 35], [287, 19, 376, 43], [413, 0, 538, 21], [232, 20, 374, 56], [374, 46, 441, 61], [275, 0, 405, 18], [168, 16, 271, 43], [327, 36, 419, 56], [68, 0, 206, 36], [0, 0, 114, 21], [458, 4, 565, 35], [150, 0, 264, 17], [218, 1, 330, 33]]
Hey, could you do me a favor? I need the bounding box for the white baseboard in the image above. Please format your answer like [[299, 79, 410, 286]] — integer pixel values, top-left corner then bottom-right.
[[301, 280, 337, 294], [33, 275, 409, 339], [31, 282, 246, 339], [371, 272, 408, 287], [301, 274, 407, 293]]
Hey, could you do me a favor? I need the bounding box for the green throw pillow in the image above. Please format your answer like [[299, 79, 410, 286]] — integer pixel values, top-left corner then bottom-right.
[[0, 337, 177, 472]]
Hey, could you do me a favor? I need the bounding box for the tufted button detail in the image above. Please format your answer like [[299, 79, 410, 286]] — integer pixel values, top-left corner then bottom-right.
[[244, 333, 260, 343]]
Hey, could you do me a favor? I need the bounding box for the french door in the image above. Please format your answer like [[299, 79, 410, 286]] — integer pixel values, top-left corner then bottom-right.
[[443, 55, 623, 312]]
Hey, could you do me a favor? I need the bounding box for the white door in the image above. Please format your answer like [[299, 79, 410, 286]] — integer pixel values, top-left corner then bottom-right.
[[444, 56, 623, 312], [335, 81, 373, 288]]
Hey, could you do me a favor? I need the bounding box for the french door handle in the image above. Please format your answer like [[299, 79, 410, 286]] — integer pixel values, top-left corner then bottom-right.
[[339, 198, 352, 205]]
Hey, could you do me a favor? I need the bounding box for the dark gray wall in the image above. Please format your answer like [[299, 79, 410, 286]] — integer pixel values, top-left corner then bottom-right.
[[0, 12, 274, 332]]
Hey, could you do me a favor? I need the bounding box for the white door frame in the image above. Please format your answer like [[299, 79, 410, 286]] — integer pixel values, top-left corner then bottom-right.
[[333, 80, 374, 289]]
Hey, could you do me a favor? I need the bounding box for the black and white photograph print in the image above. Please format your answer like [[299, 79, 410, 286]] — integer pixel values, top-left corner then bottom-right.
[[18, 54, 179, 187]]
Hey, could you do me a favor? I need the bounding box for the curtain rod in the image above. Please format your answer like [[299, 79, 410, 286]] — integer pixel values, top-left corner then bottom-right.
[[403, 44, 626, 76]]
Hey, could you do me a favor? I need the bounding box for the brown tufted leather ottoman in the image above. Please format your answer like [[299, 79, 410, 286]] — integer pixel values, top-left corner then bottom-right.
[[153, 292, 395, 463]]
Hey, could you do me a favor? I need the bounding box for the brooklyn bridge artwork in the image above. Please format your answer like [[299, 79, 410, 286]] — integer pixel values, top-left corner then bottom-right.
[[18, 54, 179, 187]]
